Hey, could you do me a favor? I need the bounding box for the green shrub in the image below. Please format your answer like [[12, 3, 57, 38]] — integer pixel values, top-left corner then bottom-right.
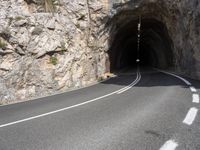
[[50, 56, 58, 65], [15, 16, 24, 21], [97, 76, 104, 82], [0, 40, 7, 49]]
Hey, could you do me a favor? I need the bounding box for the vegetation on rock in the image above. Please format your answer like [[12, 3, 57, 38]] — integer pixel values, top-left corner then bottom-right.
[[49, 56, 58, 65], [15, 16, 24, 21], [0, 39, 7, 50]]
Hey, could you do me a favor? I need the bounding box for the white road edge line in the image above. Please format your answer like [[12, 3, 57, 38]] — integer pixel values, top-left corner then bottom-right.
[[155, 69, 191, 86], [159, 140, 178, 150], [190, 86, 197, 92], [192, 94, 199, 103], [0, 71, 141, 128], [183, 107, 198, 125]]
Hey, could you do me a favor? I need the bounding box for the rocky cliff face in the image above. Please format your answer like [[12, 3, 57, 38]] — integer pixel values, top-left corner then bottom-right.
[[0, 0, 199, 104], [0, 0, 108, 104]]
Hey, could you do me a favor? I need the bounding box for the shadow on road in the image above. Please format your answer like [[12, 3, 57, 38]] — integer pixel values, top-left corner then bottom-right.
[[100, 67, 200, 90]]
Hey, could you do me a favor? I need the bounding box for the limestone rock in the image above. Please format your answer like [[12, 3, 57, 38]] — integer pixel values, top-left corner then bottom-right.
[[14, 19, 27, 27], [45, 18, 56, 30]]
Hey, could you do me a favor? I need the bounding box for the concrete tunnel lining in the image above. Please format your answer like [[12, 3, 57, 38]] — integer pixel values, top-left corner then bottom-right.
[[108, 18, 174, 72]]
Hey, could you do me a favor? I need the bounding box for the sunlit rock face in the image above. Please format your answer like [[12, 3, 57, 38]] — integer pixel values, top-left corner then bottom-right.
[[0, 0, 106, 104], [0, 0, 199, 104]]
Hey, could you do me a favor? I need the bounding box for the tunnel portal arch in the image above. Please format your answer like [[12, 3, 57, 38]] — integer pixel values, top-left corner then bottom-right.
[[108, 16, 174, 72]]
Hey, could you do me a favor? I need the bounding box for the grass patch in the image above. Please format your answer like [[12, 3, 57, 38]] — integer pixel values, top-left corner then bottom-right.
[[0, 40, 7, 49], [97, 76, 104, 82], [49, 56, 58, 65], [15, 16, 24, 21]]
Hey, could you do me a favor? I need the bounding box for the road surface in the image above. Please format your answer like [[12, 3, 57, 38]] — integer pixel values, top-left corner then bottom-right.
[[0, 68, 200, 150]]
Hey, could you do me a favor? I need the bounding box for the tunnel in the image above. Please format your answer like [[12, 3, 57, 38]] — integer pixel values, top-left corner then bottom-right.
[[108, 18, 174, 72]]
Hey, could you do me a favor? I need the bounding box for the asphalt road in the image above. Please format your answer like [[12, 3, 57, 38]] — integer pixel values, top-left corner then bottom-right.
[[0, 68, 200, 150]]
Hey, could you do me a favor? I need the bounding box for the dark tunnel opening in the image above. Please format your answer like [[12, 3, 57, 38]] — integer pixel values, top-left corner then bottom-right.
[[109, 18, 174, 72]]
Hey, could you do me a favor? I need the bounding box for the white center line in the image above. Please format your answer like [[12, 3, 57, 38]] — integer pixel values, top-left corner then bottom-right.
[[0, 72, 141, 128], [117, 73, 141, 94], [190, 86, 197, 92], [192, 94, 199, 103], [160, 140, 178, 150], [183, 107, 198, 125], [116, 72, 139, 93]]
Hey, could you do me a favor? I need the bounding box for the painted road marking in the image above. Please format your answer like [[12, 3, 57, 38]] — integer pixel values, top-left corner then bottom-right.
[[160, 140, 178, 150], [192, 94, 199, 103], [156, 70, 191, 86], [190, 86, 197, 92], [0, 72, 141, 128], [116, 72, 139, 93], [183, 107, 198, 125], [155, 69, 199, 150], [117, 72, 141, 94]]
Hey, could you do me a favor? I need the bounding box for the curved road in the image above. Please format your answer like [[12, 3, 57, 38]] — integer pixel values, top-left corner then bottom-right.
[[0, 68, 200, 150]]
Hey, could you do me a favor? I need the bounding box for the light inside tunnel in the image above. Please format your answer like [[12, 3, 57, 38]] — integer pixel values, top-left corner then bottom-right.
[[109, 18, 174, 72]]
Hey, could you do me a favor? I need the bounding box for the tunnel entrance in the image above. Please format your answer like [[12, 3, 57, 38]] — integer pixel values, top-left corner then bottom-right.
[[108, 18, 174, 72]]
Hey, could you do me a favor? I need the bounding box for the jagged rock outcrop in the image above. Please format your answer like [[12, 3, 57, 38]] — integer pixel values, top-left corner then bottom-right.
[[0, 0, 199, 104], [0, 0, 108, 104]]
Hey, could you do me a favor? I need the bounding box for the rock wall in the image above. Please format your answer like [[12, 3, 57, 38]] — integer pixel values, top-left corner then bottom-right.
[[0, 0, 108, 104], [0, 0, 200, 104]]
